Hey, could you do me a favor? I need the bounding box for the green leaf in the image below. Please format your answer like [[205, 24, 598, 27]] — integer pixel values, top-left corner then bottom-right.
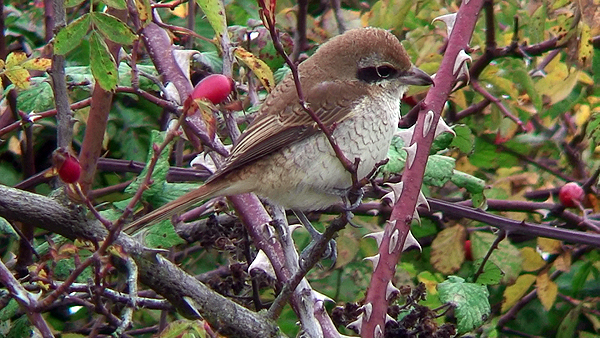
[[54, 14, 91, 55], [138, 219, 186, 248], [471, 259, 504, 285], [17, 81, 54, 113], [438, 276, 491, 334], [593, 47, 600, 85], [100, 0, 127, 9], [430, 130, 454, 154], [91, 12, 136, 46], [471, 231, 522, 284], [469, 137, 519, 169], [587, 112, 600, 149], [195, 0, 227, 42], [557, 305, 582, 338], [0, 217, 17, 238], [89, 30, 118, 91], [450, 170, 486, 194], [450, 124, 473, 153], [424, 155, 455, 187], [0, 299, 19, 321]]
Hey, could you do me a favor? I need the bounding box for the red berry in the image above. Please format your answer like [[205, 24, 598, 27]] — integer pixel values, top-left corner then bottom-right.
[[464, 240, 473, 261], [190, 74, 234, 105], [57, 153, 81, 183], [558, 182, 584, 208]]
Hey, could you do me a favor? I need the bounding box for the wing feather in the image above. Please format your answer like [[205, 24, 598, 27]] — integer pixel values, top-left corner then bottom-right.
[[212, 74, 369, 178]]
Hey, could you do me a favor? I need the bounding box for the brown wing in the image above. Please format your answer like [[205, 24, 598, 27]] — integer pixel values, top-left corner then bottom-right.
[[212, 74, 369, 179]]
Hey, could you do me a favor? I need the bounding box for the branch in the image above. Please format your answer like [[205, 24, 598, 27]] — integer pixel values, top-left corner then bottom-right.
[[0, 185, 284, 338]]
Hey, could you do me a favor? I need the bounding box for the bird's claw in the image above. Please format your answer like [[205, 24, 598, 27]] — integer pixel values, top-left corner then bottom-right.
[[343, 188, 364, 211]]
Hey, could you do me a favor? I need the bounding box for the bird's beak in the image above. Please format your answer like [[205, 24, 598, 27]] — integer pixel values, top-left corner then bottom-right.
[[400, 66, 434, 86]]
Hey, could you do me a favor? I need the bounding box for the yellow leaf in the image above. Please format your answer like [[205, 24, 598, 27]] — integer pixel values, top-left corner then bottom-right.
[[233, 47, 275, 92], [554, 251, 572, 272], [501, 274, 536, 312], [170, 2, 187, 18], [430, 225, 466, 274], [537, 237, 562, 254], [536, 272, 558, 311], [521, 247, 546, 272], [6, 52, 27, 67], [21, 57, 52, 71], [417, 271, 441, 296], [135, 0, 151, 27], [534, 62, 579, 105], [5, 66, 31, 89], [578, 22, 593, 67], [0, 59, 4, 69]]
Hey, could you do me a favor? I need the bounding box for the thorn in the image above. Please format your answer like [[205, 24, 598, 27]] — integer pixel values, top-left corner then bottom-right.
[[403, 142, 418, 169], [387, 182, 404, 203], [361, 303, 373, 321], [386, 281, 400, 301], [346, 315, 363, 333], [417, 190, 430, 211], [389, 229, 399, 254], [435, 118, 456, 138], [423, 110, 435, 137], [453, 50, 472, 75], [432, 13, 457, 36], [374, 324, 383, 338], [403, 230, 422, 252], [248, 250, 276, 279], [364, 254, 380, 270], [386, 313, 396, 324], [395, 125, 415, 145], [364, 231, 384, 247]]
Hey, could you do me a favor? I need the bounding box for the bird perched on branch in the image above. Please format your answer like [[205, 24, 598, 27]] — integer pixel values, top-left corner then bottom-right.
[[125, 28, 433, 241]]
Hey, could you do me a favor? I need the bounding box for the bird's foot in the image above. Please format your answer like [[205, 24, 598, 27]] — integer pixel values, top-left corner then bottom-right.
[[294, 210, 338, 268]]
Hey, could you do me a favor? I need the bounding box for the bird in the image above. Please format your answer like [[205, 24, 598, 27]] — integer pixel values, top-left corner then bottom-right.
[[125, 27, 433, 235]]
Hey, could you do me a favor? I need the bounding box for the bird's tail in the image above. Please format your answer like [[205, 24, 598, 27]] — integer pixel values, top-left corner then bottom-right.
[[123, 179, 230, 234]]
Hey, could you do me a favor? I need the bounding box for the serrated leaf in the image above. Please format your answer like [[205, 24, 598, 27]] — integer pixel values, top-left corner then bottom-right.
[[54, 14, 91, 55], [89, 30, 118, 91], [233, 47, 275, 92], [521, 247, 546, 272], [91, 12, 136, 46], [450, 124, 473, 153], [424, 155, 455, 187], [471, 231, 522, 284], [430, 226, 466, 274], [101, 0, 127, 9], [195, 0, 227, 42], [438, 276, 491, 334], [501, 274, 536, 312], [17, 81, 54, 112], [536, 272, 557, 311]]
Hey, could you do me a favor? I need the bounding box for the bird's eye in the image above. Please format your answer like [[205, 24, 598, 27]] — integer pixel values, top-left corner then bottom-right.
[[357, 65, 397, 83], [376, 65, 396, 78]]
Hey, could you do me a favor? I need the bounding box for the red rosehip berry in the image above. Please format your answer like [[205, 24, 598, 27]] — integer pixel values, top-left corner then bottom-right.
[[558, 182, 584, 208], [55, 152, 81, 183], [464, 240, 473, 261], [190, 74, 234, 105]]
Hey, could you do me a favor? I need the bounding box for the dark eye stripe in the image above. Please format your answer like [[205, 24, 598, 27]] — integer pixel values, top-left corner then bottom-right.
[[357, 65, 398, 83]]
